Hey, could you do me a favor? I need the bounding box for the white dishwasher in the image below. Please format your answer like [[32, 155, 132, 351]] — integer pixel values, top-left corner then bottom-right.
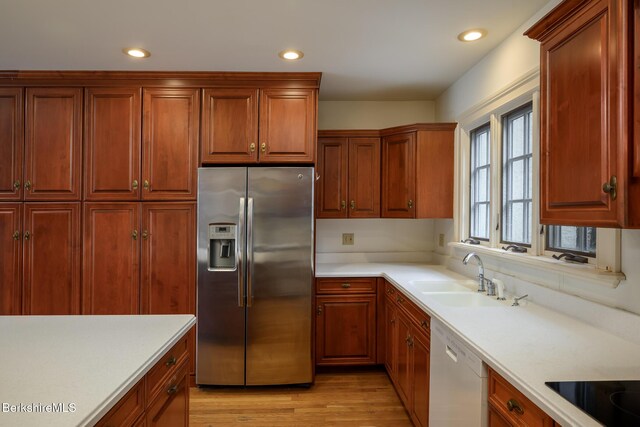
[[429, 319, 488, 426]]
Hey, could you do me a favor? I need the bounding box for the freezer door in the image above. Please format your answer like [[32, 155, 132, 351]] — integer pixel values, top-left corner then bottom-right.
[[196, 167, 247, 385], [246, 167, 314, 385]]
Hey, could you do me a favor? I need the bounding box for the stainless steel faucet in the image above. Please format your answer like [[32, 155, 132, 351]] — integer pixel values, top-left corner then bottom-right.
[[462, 252, 489, 293]]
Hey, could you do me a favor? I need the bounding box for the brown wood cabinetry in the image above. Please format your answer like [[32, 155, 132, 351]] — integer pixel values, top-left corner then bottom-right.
[[488, 367, 556, 427], [526, 0, 640, 227], [316, 131, 381, 218], [84, 87, 142, 201], [142, 88, 199, 201], [83, 203, 140, 314], [0, 203, 21, 314], [315, 277, 377, 365], [23, 203, 81, 314], [0, 88, 23, 200], [383, 281, 431, 427], [381, 124, 456, 219]]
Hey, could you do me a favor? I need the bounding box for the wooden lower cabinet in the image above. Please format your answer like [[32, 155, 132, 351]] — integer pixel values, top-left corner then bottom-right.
[[0, 203, 21, 314], [410, 329, 430, 427], [146, 360, 189, 427]]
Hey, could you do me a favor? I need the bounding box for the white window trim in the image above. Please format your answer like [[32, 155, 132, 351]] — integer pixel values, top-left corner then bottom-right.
[[452, 68, 625, 288]]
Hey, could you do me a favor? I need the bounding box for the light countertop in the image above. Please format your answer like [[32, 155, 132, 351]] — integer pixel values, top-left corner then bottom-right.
[[317, 262, 640, 427], [0, 314, 195, 427]]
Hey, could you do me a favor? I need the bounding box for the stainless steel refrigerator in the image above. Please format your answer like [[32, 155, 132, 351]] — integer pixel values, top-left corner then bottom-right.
[[196, 167, 314, 386]]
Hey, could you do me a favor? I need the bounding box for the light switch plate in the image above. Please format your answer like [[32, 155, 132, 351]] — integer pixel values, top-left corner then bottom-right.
[[342, 233, 354, 245]]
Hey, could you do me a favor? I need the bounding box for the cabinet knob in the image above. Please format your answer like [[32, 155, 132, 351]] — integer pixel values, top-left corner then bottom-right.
[[142, 230, 149, 240], [250, 142, 256, 152], [341, 200, 346, 210], [165, 355, 177, 367], [420, 319, 429, 330], [12, 231, 20, 241], [261, 142, 267, 153], [24, 231, 30, 240], [13, 180, 20, 190], [341, 283, 351, 288], [132, 230, 138, 240], [602, 176, 617, 200], [24, 180, 31, 191], [408, 199, 413, 209], [132, 180, 139, 190], [317, 305, 323, 315], [350, 200, 355, 210], [390, 318, 395, 324], [167, 384, 178, 395], [143, 180, 150, 190], [315, 173, 321, 181], [506, 398, 524, 415]]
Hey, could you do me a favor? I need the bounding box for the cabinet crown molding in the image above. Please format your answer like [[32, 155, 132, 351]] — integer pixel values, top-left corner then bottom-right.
[[524, 0, 592, 41], [319, 123, 457, 138]]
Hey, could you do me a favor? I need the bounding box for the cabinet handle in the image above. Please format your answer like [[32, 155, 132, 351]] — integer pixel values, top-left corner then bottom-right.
[[261, 143, 266, 153], [143, 180, 150, 190], [317, 305, 322, 315], [24, 231, 30, 240], [408, 199, 413, 209], [396, 296, 404, 304], [167, 384, 178, 395], [132, 180, 139, 190], [341, 200, 346, 210], [421, 319, 429, 330], [250, 142, 256, 152], [602, 176, 617, 200], [132, 230, 138, 240], [341, 283, 351, 288], [315, 173, 321, 181], [350, 200, 355, 210], [506, 398, 524, 415], [406, 335, 413, 347], [13, 180, 20, 190], [165, 356, 177, 367], [142, 230, 149, 240], [24, 180, 31, 191], [13, 231, 20, 241]]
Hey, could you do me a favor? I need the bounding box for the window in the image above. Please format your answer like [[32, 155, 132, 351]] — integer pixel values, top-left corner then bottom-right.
[[546, 225, 596, 256], [469, 124, 490, 241], [501, 104, 533, 246]]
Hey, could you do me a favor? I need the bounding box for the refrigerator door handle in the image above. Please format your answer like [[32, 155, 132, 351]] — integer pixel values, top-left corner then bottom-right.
[[237, 197, 246, 307], [247, 197, 254, 308]]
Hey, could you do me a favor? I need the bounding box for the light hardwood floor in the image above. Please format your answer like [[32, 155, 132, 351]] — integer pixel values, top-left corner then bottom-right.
[[189, 368, 412, 426]]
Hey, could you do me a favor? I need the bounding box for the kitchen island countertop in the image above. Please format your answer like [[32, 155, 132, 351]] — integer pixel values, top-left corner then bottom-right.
[[0, 314, 195, 427], [317, 262, 640, 427]]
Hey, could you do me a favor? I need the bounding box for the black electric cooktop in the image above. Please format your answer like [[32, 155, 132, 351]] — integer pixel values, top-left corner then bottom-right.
[[546, 381, 640, 427]]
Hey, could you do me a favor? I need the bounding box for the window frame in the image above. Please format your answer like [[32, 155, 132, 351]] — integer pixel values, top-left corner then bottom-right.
[[469, 123, 491, 242]]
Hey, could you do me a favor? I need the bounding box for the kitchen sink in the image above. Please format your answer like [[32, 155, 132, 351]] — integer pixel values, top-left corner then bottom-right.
[[424, 292, 505, 307], [407, 280, 476, 293]]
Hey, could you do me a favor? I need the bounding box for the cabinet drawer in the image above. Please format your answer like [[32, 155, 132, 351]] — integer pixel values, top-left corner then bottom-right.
[[488, 368, 555, 427], [96, 379, 145, 427], [316, 277, 376, 294], [146, 336, 188, 401], [386, 282, 430, 336], [146, 359, 189, 427]]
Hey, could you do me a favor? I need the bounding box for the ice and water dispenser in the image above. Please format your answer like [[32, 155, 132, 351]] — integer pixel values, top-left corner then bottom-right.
[[208, 224, 237, 270]]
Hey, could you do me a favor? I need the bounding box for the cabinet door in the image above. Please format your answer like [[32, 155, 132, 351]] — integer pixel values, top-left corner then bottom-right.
[[258, 88, 315, 163], [382, 133, 415, 218], [83, 203, 140, 314], [142, 89, 199, 200], [201, 88, 258, 163], [25, 88, 82, 201], [0, 88, 23, 201], [0, 203, 21, 314], [410, 329, 430, 427], [488, 405, 512, 427], [23, 203, 80, 314], [85, 87, 141, 201], [538, 0, 623, 226], [395, 310, 412, 408], [140, 202, 195, 315], [316, 138, 348, 218], [348, 137, 380, 218], [315, 294, 377, 365], [146, 362, 189, 427], [384, 297, 397, 378], [416, 129, 454, 218]]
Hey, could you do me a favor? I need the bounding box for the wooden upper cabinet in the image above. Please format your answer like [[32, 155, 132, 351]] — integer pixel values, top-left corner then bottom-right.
[[415, 129, 454, 218], [85, 88, 141, 201], [0, 203, 22, 314], [258, 88, 316, 163], [316, 138, 348, 218], [83, 203, 140, 314], [142, 88, 199, 201], [0, 88, 23, 201], [141, 202, 195, 315], [25, 88, 82, 201], [526, 0, 640, 227], [382, 132, 416, 218], [23, 203, 81, 315], [349, 138, 381, 218], [201, 88, 259, 163]]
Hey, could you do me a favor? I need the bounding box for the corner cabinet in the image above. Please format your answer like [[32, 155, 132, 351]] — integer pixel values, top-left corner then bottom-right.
[[526, 0, 640, 227], [381, 124, 456, 219]]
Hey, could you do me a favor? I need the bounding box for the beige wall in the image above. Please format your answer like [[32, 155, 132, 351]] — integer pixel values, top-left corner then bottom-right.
[[318, 101, 435, 129]]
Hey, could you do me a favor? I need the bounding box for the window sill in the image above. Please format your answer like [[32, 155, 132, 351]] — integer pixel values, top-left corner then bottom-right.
[[448, 242, 625, 289]]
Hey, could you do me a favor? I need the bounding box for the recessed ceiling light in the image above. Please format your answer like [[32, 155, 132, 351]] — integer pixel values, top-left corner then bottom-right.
[[123, 48, 151, 58], [279, 49, 304, 61], [457, 29, 487, 42]]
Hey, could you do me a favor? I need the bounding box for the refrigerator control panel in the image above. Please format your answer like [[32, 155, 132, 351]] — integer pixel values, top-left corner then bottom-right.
[[209, 224, 237, 271]]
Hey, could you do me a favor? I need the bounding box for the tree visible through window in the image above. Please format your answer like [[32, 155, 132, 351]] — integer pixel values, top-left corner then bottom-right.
[[470, 124, 490, 240]]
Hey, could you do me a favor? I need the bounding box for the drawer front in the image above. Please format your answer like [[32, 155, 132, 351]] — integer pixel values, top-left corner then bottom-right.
[[383, 281, 398, 299], [316, 277, 376, 294], [488, 368, 555, 427], [390, 285, 430, 336], [146, 336, 189, 401], [96, 378, 145, 427]]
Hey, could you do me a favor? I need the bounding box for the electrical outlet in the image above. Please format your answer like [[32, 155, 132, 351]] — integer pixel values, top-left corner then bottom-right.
[[342, 233, 354, 245], [438, 233, 445, 247]]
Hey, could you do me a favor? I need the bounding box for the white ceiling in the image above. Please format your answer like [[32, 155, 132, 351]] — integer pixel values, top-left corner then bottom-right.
[[0, 0, 548, 100]]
